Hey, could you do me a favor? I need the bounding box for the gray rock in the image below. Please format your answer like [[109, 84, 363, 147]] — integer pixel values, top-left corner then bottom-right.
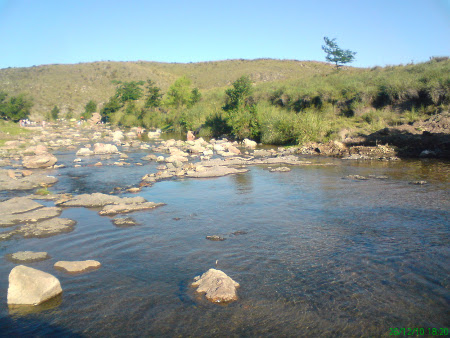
[[192, 268, 240, 303], [54, 260, 101, 274], [7, 265, 62, 305], [16, 218, 76, 238], [6, 251, 50, 263]]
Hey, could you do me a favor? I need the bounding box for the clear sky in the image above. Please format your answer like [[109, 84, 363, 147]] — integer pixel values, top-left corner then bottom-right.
[[0, 0, 449, 69]]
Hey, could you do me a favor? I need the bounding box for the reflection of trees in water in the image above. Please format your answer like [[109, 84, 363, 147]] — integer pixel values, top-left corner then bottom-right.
[[230, 171, 253, 194]]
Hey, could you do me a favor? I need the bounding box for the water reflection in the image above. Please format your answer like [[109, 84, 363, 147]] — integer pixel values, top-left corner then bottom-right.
[[230, 170, 253, 194]]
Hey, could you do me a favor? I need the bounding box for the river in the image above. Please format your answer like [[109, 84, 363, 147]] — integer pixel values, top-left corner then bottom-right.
[[0, 148, 449, 336]]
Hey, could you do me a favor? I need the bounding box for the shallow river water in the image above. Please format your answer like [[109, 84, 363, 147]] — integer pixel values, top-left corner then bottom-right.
[[0, 151, 449, 336]]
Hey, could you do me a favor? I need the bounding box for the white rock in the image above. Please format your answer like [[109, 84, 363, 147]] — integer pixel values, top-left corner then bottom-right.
[[76, 148, 94, 156], [192, 268, 240, 303], [7, 265, 62, 305]]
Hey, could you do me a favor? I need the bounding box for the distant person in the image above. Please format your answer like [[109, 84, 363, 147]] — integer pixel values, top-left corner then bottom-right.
[[187, 130, 195, 141]]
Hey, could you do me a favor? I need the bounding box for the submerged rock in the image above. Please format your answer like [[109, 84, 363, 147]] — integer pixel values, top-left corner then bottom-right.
[[6, 251, 50, 263], [192, 268, 240, 303], [54, 260, 101, 274], [7, 265, 62, 305], [112, 217, 139, 227]]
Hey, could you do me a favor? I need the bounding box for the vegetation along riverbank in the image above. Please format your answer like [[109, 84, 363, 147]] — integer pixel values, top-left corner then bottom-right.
[[1, 57, 449, 158]]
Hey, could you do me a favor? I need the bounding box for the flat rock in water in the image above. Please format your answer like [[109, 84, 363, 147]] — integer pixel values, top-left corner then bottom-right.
[[54, 260, 101, 274], [112, 217, 138, 226], [192, 268, 240, 303], [0, 169, 58, 191], [186, 166, 248, 178], [6, 251, 50, 263], [99, 202, 165, 216], [16, 218, 76, 238], [0, 196, 43, 216], [0, 207, 62, 227], [7, 265, 62, 305], [57, 192, 146, 207]]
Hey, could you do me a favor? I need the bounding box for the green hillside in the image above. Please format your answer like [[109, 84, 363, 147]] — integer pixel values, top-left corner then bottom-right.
[[0, 58, 448, 146]]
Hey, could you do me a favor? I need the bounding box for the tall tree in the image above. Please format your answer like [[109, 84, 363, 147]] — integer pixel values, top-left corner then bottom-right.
[[322, 37, 356, 68], [165, 76, 193, 109], [222, 75, 260, 141], [145, 80, 163, 108]]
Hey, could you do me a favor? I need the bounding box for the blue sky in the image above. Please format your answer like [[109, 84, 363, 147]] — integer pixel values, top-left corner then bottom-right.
[[0, 0, 449, 69]]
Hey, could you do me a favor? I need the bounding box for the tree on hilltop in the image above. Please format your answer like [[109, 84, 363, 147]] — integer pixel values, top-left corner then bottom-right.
[[322, 37, 356, 68]]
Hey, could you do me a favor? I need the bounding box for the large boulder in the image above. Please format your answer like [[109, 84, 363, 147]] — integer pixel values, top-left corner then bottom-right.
[[22, 153, 57, 169], [7, 265, 62, 305], [192, 268, 240, 303]]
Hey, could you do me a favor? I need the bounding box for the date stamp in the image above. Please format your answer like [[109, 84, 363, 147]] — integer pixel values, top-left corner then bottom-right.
[[389, 327, 448, 336]]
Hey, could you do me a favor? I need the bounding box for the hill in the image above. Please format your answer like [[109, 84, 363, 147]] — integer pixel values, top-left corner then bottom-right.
[[0, 59, 336, 117]]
